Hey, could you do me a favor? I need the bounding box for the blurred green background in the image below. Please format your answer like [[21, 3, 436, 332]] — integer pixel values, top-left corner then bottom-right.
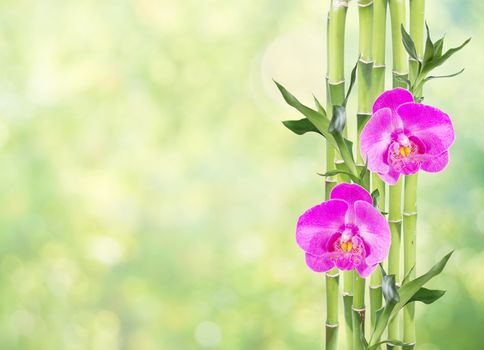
[[0, 0, 482, 349]]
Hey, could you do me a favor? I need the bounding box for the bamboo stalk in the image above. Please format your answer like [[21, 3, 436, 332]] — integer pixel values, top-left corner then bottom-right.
[[354, 1, 374, 348], [388, 1, 407, 349], [403, 4, 424, 349], [369, 0, 387, 330], [352, 271, 366, 350], [403, 174, 418, 350], [325, 2, 348, 348]]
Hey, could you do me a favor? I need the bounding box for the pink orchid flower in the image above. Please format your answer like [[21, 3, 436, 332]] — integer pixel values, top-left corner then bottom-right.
[[360, 88, 455, 185], [296, 183, 391, 278]]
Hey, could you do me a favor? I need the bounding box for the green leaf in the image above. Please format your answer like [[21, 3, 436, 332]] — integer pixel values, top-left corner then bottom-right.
[[369, 251, 454, 347], [434, 37, 444, 57], [313, 95, 326, 115], [282, 118, 322, 136], [371, 189, 380, 209], [423, 68, 465, 83], [359, 157, 369, 181], [423, 23, 435, 67], [318, 170, 360, 184], [401, 265, 415, 285], [422, 38, 471, 74], [401, 25, 419, 61], [382, 275, 400, 304], [329, 105, 346, 134], [406, 287, 446, 305], [343, 59, 358, 107], [393, 72, 410, 88], [390, 251, 454, 320], [274, 81, 338, 148]]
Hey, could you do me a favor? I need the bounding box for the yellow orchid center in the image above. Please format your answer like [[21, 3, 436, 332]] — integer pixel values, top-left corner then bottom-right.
[[399, 145, 411, 158], [341, 241, 353, 252]]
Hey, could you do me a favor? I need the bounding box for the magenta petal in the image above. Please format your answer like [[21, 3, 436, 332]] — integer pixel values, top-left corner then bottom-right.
[[373, 88, 414, 114], [356, 261, 378, 278], [331, 183, 372, 223], [354, 201, 391, 266], [421, 151, 449, 173], [305, 253, 334, 273], [397, 103, 455, 155], [296, 199, 348, 252], [360, 108, 400, 174], [378, 169, 400, 186], [331, 183, 372, 206]]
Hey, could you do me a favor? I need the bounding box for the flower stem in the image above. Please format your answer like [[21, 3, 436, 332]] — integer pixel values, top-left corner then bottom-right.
[[403, 3, 424, 349], [325, 2, 348, 348], [388, 1, 407, 349], [369, 0, 387, 331]]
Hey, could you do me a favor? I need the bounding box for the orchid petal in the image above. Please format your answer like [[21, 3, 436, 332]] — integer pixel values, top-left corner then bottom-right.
[[305, 253, 334, 273], [397, 103, 455, 155], [373, 88, 414, 114], [295, 199, 348, 252], [360, 108, 400, 174], [354, 201, 391, 266], [421, 151, 449, 173]]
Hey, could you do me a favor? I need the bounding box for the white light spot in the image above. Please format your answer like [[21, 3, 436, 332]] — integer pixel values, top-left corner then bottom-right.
[[194, 321, 222, 348]]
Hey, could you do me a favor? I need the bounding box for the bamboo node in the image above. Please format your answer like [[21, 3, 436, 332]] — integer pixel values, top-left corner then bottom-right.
[[326, 322, 339, 328], [388, 219, 403, 223], [403, 211, 418, 216], [352, 307, 366, 312], [332, 0, 349, 8], [327, 272, 340, 278], [328, 79, 345, 86], [369, 284, 382, 289], [358, 0, 374, 7], [342, 292, 354, 297]]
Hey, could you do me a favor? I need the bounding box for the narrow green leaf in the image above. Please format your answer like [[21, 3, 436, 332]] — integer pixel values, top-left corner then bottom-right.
[[343, 59, 358, 107], [405, 288, 446, 305], [371, 189, 380, 209], [369, 251, 453, 347], [318, 169, 360, 184], [423, 23, 435, 67], [422, 38, 471, 74], [401, 265, 415, 285], [401, 24, 418, 61], [434, 37, 444, 57], [313, 95, 327, 116], [423, 68, 465, 83], [282, 118, 322, 136], [390, 251, 454, 320], [274, 81, 337, 148], [393, 72, 410, 88]]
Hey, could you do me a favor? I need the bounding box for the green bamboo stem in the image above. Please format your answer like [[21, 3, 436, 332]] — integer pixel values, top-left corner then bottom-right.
[[343, 270, 354, 350], [403, 174, 418, 350], [389, 0, 408, 88], [325, 2, 348, 349], [387, 179, 403, 348], [388, 2, 407, 349], [403, 3, 424, 349], [352, 271, 366, 350], [369, 0, 387, 330], [354, 2, 373, 349]]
